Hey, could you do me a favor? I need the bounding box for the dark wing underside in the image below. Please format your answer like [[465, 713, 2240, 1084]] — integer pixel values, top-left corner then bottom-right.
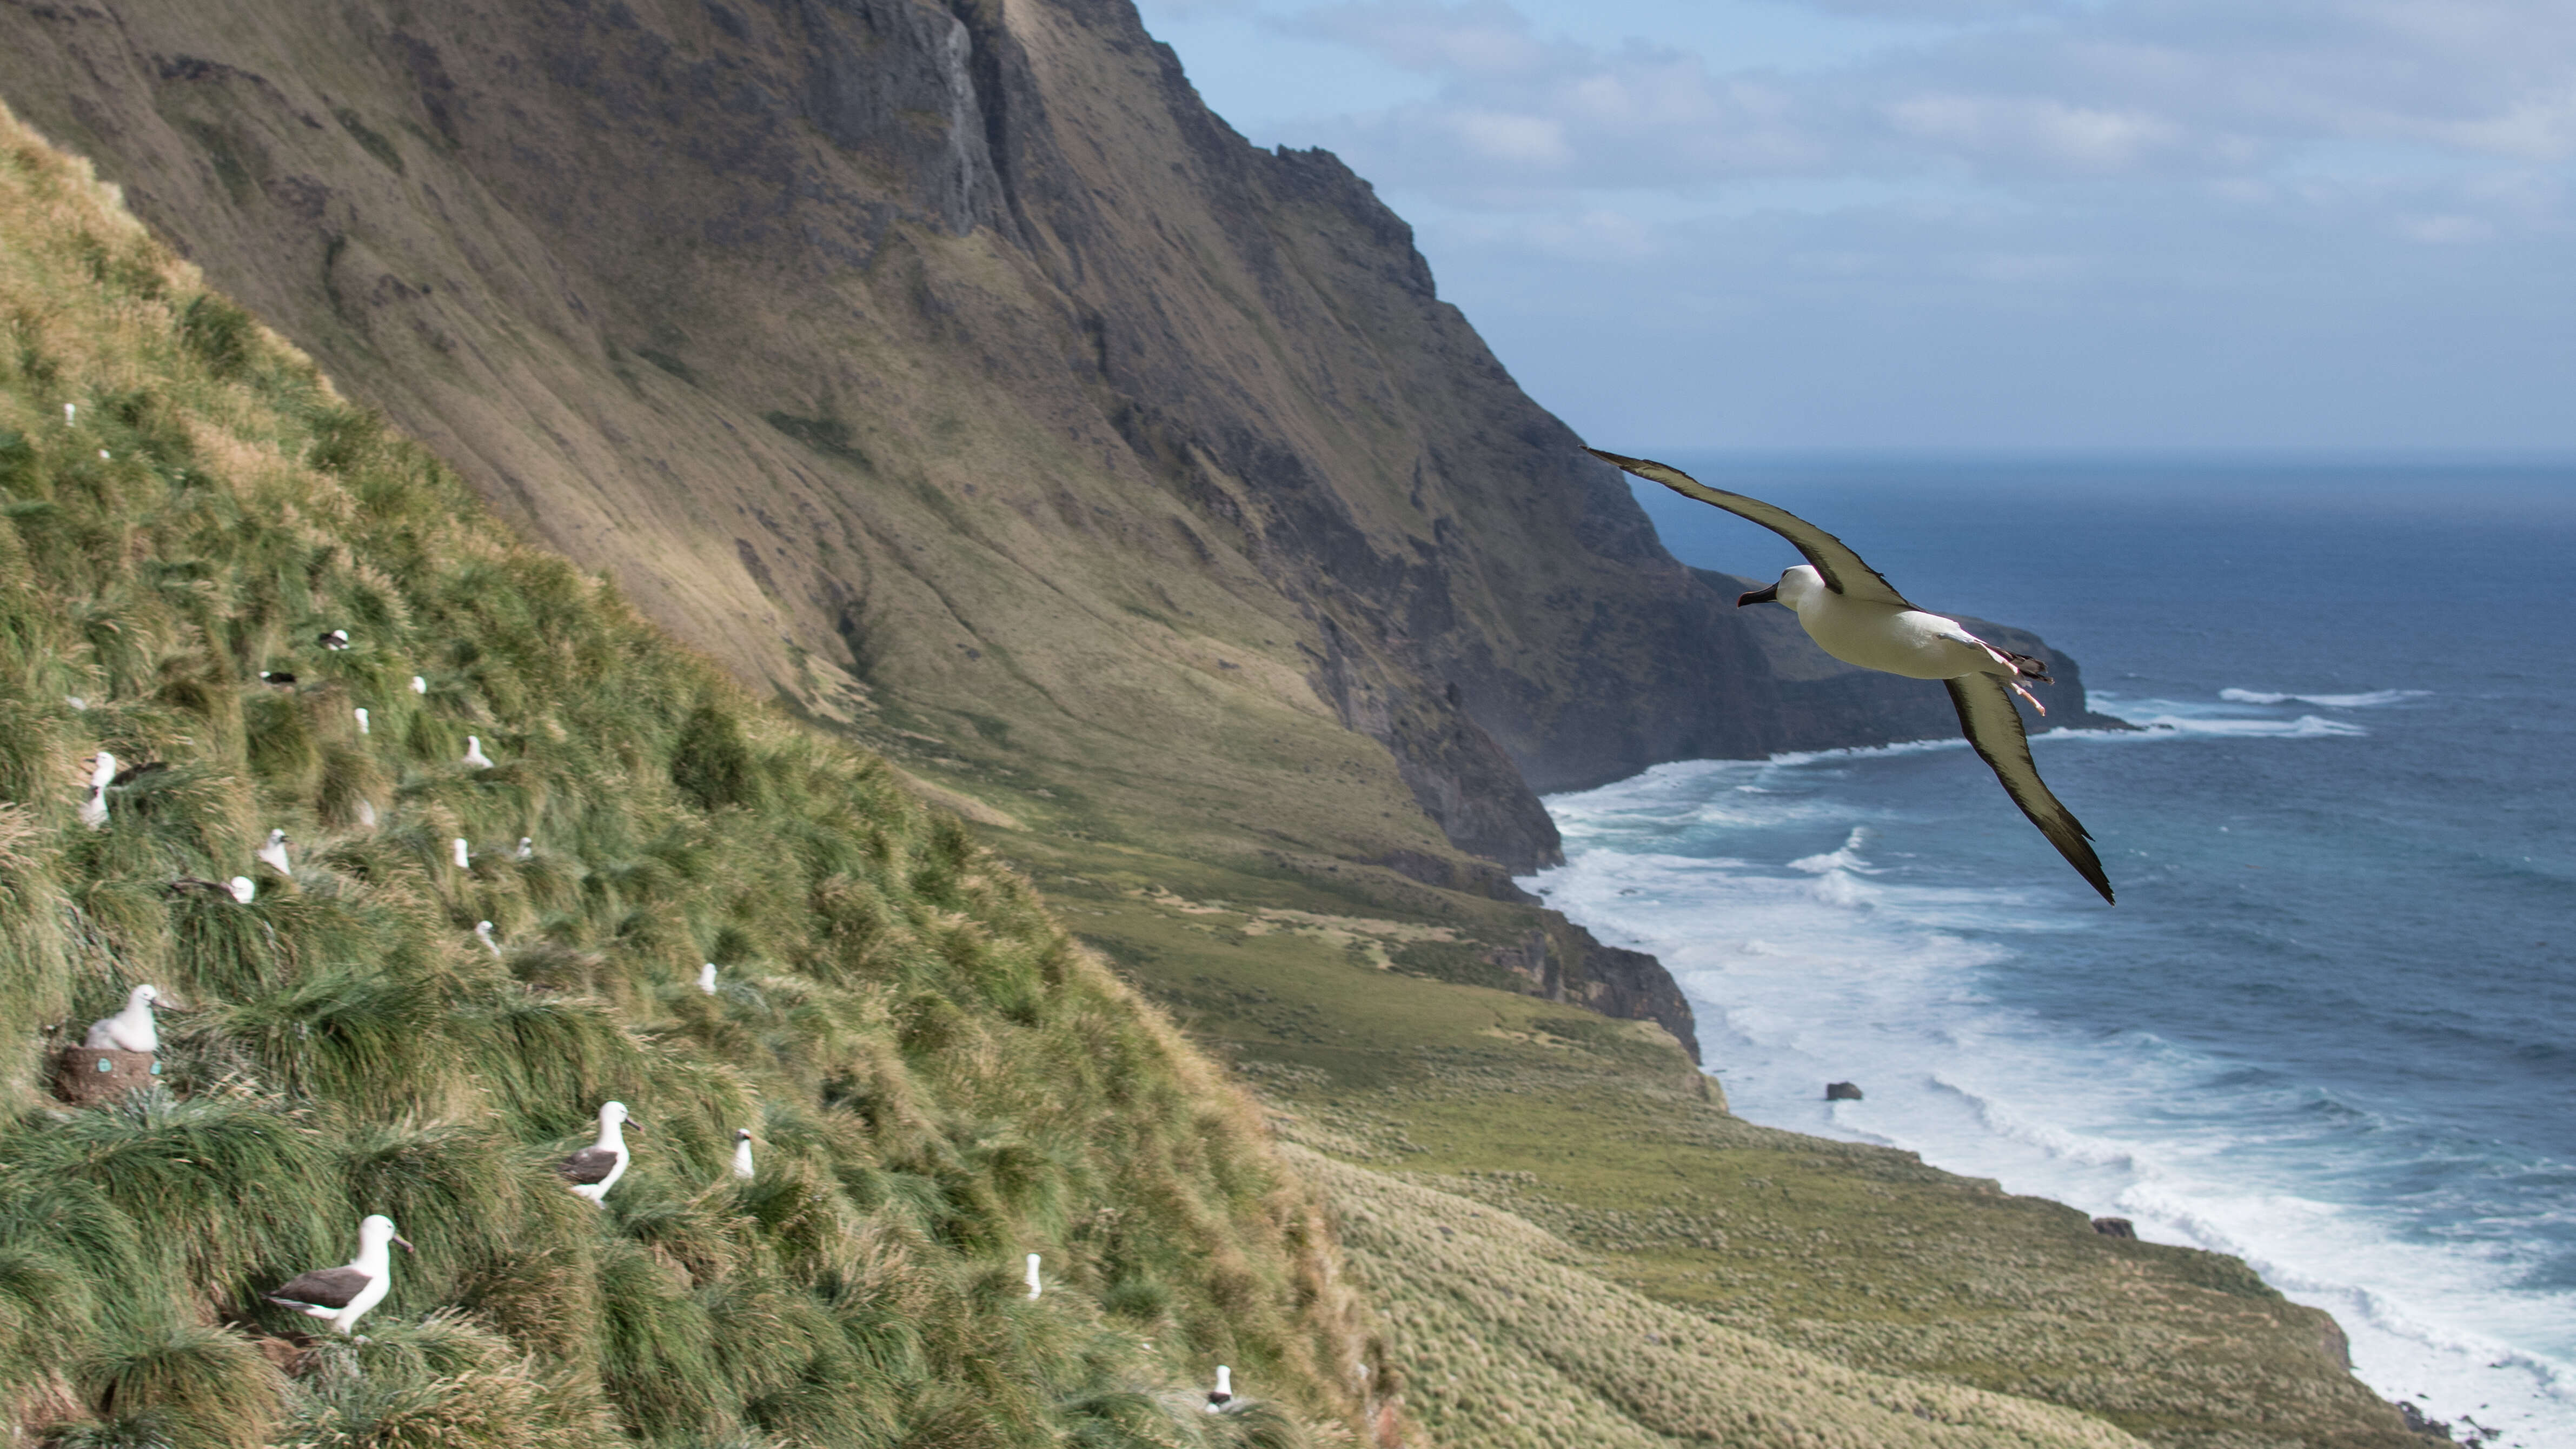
[[267, 1266, 369, 1309], [558, 1147, 620, 1184], [1586, 449, 1915, 608], [1945, 675, 2114, 903]]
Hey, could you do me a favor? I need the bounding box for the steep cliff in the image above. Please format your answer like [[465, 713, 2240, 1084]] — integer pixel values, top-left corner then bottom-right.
[[0, 0, 2112, 905]]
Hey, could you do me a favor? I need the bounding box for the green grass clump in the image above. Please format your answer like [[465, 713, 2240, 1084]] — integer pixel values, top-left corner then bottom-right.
[[0, 103, 1389, 1448]]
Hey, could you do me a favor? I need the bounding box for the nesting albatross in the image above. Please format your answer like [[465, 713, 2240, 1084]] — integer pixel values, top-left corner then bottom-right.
[[265, 1214, 413, 1336], [84, 985, 161, 1052], [559, 1101, 632, 1205], [1588, 449, 2113, 903]]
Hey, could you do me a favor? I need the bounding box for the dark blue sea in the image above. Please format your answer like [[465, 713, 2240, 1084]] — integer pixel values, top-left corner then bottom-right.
[[1523, 456, 2576, 1447]]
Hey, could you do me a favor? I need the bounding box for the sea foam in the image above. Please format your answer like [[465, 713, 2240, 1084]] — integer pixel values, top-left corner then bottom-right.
[[1532, 754, 2576, 1447]]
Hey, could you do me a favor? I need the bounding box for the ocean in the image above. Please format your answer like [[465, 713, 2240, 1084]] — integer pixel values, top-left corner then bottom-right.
[[1522, 456, 2576, 1448]]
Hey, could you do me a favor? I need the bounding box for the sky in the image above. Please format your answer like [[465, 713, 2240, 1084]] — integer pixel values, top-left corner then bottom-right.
[[1128, 0, 2576, 454]]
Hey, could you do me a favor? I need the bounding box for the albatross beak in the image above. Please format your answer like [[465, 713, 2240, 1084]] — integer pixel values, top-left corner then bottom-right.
[[1736, 584, 1780, 607], [393, 1235, 415, 1253]]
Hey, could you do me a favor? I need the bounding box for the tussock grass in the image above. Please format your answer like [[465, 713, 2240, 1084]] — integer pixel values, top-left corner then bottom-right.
[[0, 104, 1390, 1448], [1298, 1148, 2145, 1449]]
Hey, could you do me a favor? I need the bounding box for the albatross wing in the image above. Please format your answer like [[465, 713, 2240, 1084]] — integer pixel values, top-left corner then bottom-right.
[[267, 1265, 369, 1309], [1586, 449, 1914, 608], [1944, 675, 2114, 903], [557, 1147, 621, 1185]]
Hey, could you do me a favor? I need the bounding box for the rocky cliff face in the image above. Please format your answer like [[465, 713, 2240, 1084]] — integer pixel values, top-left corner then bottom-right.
[[0, 0, 2112, 1038]]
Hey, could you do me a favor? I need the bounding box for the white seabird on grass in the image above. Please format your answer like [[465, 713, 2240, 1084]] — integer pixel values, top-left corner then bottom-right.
[[265, 1214, 413, 1337], [319, 629, 350, 650], [559, 1101, 632, 1205], [356, 799, 377, 828], [461, 736, 493, 769], [698, 962, 719, 995], [354, 707, 369, 735], [229, 875, 256, 905], [78, 752, 115, 830], [474, 920, 501, 957], [452, 838, 472, 869], [257, 829, 293, 876], [410, 675, 427, 695], [84, 985, 161, 1052], [1205, 1366, 1234, 1413], [515, 836, 533, 860], [1025, 1253, 1042, 1300], [1589, 449, 2113, 903], [733, 1128, 755, 1181]]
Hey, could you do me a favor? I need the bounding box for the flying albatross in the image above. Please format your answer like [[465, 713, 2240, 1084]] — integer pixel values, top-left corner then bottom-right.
[[559, 1101, 632, 1205], [1587, 449, 2113, 903], [265, 1213, 413, 1336]]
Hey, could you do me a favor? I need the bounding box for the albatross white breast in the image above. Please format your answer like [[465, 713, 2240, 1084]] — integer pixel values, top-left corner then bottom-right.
[[78, 753, 115, 830], [1588, 449, 2113, 903], [266, 1214, 413, 1336]]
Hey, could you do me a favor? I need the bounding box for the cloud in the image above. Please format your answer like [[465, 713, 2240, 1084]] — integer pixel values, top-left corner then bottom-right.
[[1142, 0, 2576, 447], [1244, 0, 2576, 196]]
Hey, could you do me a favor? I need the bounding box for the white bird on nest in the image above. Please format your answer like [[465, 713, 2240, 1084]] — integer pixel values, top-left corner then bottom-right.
[[1205, 1366, 1235, 1413], [229, 876, 256, 905], [474, 920, 501, 957], [559, 1101, 632, 1205], [515, 836, 533, 860], [257, 829, 293, 876], [461, 736, 493, 769], [84, 984, 161, 1052], [698, 962, 719, 995], [318, 629, 350, 650], [410, 675, 427, 695], [732, 1128, 755, 1181], [265, 1214, 413, 1337], [354, 707, 369, 735], [452, 838, 472, 869], [1588, 449, 2113, 903], [78, 752, 116, 830], [1025, 1253, 1043, 1300]]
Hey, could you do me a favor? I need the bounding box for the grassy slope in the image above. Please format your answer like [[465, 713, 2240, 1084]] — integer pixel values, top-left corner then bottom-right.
[[0, 108, 1383, 1448], [1010, 840, 2425, 1449], [0, 102, 2375, 1449]]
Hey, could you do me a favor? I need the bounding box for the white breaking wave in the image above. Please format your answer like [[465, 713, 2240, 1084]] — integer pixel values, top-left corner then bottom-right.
[[2109, 710, 2368, 737], [2087, 690, 2372, 738], [1526, 788, 2576, 1448], [2219, 687, 2429, 708]]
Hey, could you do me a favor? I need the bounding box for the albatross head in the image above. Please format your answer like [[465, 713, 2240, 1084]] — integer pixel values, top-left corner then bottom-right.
[[128, 984, 160, 1010], [1739, 564, 1825, 609], [599, 1101, 630, 1131], [360, 1214, 416, 1253]]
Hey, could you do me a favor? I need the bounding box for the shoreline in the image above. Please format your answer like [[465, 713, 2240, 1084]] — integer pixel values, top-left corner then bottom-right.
[[1527, 812, 2576, 1449]]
